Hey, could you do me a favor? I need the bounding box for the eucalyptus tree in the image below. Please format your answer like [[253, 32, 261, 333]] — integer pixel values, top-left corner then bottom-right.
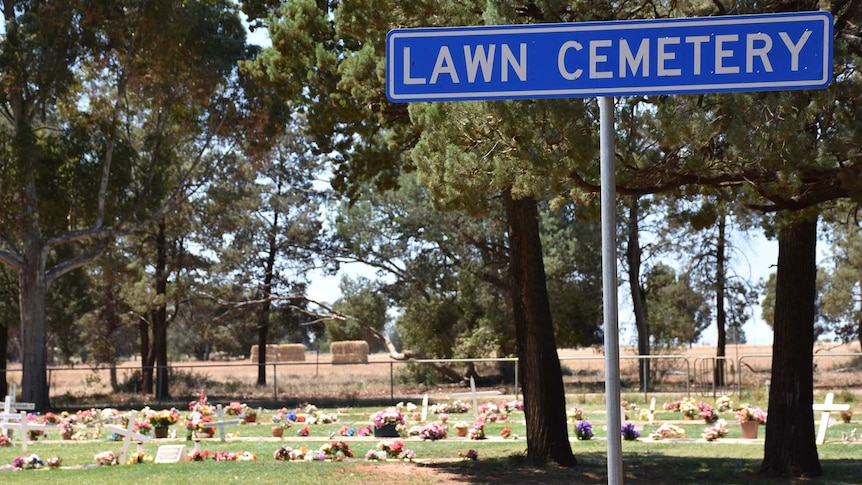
[[199, 123, 328, 386], [0, 0, 247, 408], [330, 171, 516, 381], [657, 193, 761, 386]]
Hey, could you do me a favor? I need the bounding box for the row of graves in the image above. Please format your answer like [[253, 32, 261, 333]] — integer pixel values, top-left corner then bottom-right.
[[1, 383, 859, 472], [0, 383, 523, 470]]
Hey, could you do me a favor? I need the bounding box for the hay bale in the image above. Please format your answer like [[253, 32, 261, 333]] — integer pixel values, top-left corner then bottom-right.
[[249, 344, 280, 363], [277, 344, 306, 362], [331, 340, 369, 364]]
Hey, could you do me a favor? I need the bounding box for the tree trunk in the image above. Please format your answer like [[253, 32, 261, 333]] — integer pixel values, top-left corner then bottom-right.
[[0, 321, 7, 396], [626, 198, 649, 392], [503, 190, 575, 467], [760, 216, 821, 477], [19, 244, 51, 411], [257, 221, 279, 387], [715, 210, 727, 388], [153, 219, 170, 399], [140, 316, 154, 394]]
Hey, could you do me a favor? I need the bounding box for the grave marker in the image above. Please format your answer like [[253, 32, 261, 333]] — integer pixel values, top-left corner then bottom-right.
[[1, 395, 23, 438], [104, 410, 151, 465], [4, 383, 35, 411], [0, 411, 46, 454], [155, 445, 188, 464], [208, 404, 239, 442], [470, 376, 479, 420], [813, 392, 850, 445], [649, 398, 656, 424], [421, 394, 429, 423]]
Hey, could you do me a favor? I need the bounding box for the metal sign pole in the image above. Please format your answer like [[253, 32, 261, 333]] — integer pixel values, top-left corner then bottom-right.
[[600, 95, 623, 485]]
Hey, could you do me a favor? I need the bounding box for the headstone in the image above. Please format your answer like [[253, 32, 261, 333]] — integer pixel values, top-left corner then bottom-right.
[[209, 404, 239, 442], [0, 411, 46, 454], [649, 398, 656, 425], [155, 445, 188, 464], [813, 393, 850, 445], [104, 410, 151, 465], [421, 394, 428, 423]]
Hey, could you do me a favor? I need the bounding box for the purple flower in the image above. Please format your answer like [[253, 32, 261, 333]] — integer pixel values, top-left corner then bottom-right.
[[576, 420, 593, 440], [621, 423, 640, 441]]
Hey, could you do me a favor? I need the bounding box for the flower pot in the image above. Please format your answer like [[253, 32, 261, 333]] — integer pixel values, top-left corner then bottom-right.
[[244, 415, 257, 424], [740, 420, 759, 439], [271, 426, 284, 438], [61, 431, 73, 440], [683, 415, 694, 421], [154, 426, 169, 439], [194, 431, 212, 439], [374, 424, 400, 438], [455, 427, 469, 438]]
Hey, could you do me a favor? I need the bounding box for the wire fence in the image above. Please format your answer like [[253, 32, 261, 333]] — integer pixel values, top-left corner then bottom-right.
[[3, 351, 860, 407]]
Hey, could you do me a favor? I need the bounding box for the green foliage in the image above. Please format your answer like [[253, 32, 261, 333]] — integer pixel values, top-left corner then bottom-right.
[[820, 207, 862, 348], [329, 277, 388, 352], [644, 263, 710, 347]]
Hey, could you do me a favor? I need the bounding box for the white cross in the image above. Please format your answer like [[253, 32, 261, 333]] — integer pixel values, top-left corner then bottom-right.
[[0, 411, 47, 454], [1, 395, 22, 437], [4, 384, 35, 411], [104, 411, 151, 465], [813, 393, 850, 445], [421, 394, 429, 423], [648, 398, 656, 424], [207, 404, 239, 442]]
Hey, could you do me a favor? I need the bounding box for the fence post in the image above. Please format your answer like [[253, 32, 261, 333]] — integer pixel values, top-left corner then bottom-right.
[[272, 362, 278, 401], [514, 359, 519, 399]]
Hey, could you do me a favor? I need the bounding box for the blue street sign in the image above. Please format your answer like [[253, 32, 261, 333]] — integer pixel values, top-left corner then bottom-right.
[[386, 12, 833, 102]]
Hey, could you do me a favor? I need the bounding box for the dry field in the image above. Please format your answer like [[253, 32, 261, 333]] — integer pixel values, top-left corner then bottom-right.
[[4, 342, 860, 406]]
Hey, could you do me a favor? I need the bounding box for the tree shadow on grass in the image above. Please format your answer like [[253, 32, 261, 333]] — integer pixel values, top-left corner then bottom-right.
[[415, 452, 860, 485]]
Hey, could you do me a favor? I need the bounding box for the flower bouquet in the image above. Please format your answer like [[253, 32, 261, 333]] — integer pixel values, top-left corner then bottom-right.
[[698, 402, 718, 423], [701, 420, 729, 441], [575, 420, 593, 440], [649, 423, 686, 440], [320, 441, 354, 461], [365, 439, 415, 462], [468, 418, 486, 440], [370, 407, 405, 428], [418, 422, 447, 440], [568, 406, 584, 421], [148, 408, 180, 428], [679, 397, 699, 419], [621, 423, 640, 441], [735, 404, 767, 424], [185, 412, 216, 435], [716, 395, 733, 412]]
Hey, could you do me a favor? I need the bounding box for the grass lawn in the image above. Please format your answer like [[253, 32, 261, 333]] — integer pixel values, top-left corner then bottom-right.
[[1, 403, 859, 484]]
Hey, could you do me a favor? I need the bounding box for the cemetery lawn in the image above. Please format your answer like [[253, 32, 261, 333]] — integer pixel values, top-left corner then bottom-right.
[[1, 406, 860, 484], [0, 439, 858, 484]]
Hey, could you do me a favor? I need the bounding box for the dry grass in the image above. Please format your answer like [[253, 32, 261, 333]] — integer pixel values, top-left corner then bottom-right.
[[5, 343, 861, 405]]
